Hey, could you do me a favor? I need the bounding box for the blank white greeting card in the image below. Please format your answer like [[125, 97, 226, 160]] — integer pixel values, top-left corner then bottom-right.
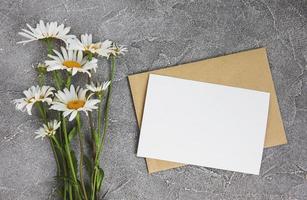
[[137, 74, 270, 175]]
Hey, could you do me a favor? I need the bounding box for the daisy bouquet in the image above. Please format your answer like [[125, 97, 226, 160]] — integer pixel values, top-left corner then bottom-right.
[[13, 20, 127, 200]]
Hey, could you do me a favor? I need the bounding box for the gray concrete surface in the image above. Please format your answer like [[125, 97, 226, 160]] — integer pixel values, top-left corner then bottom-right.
[[0, 0, 306, 199]]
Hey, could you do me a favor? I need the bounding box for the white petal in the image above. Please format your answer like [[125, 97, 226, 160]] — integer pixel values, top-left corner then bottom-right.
[[69, 111, 78, 121], [63, 110, 73, 117]]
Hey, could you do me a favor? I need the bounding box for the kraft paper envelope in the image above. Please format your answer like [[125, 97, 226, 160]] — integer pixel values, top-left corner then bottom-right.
[[128, 48, 287, 173]]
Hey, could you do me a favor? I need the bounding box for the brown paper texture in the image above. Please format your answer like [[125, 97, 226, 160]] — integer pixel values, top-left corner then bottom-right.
[[128, 48, 287, 174]]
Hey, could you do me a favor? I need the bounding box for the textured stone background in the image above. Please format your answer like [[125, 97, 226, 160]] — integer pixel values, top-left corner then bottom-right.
[[0, 0, 306, 199]]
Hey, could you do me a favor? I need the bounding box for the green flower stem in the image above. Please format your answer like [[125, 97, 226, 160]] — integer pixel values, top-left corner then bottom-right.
[[52, 135, 68, 199], [91, 56, 116, 199], [93, 92, 105, 155], [88, 112, 96, 158], [86, 75, 96, 161], [97, 56, 116, 161], [35, 102, 47, 123], [52, 136, 65, 157], [76, 114, 88, 200], [66, 72, 72, 88], [52, 71, 61, 90], [96, 93, 105, 138], [56, 72, 64, 87], [49, 138, 64, 198], [43, 37, 70, 199], [69, 186, 73, 200], [90, 93, 104, 200], [38, 74, 45, 87], [35, 103, 64, 196], [56, 114, 69, 199], [45, 38, 53, 55], [45, 39, 63, 90], [49, 138, 61, 176], [62, 117, 80, 198]]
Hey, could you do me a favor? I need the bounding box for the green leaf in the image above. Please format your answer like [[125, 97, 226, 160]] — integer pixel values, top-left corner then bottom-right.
[[68, 127, 77, 143], [96, 167, 104, 191]]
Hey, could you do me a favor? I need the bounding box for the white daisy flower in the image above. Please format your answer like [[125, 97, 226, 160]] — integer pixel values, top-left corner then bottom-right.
[[13, 85, 55, 115], [108, 43, 128, 57], [35, 120, 61, 139], [86, 81, 110, 93], [67, 33, 112, 57], [17, 20, 76, 44], [45, 47, 98, 77], [50, 85, 100, 121]]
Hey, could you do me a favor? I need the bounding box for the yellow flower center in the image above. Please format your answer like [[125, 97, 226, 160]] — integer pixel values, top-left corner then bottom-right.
[[67, 100, 85, 109], [63, 60, 81, 68]]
